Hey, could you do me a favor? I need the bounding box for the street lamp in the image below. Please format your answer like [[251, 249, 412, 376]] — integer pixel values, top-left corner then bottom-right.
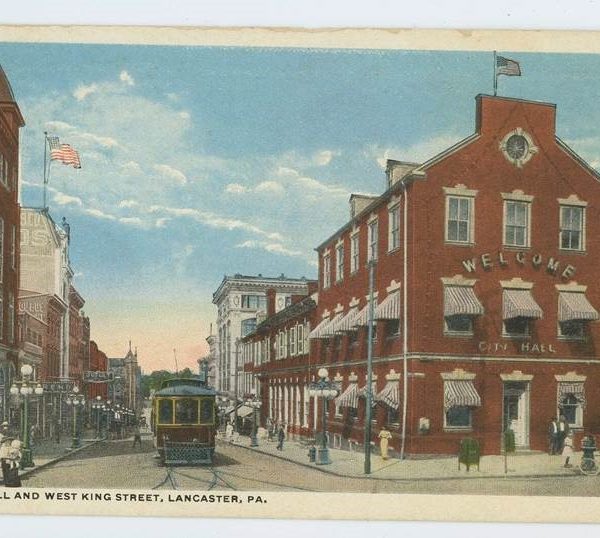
[[9, 364, 43, 468], [246, 396, 262, 447], [92, 395, 104, 439], [309, 368, 339, 465], [65, 386, 85, 449]]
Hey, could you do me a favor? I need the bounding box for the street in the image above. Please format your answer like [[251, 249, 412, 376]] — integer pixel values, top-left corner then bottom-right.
[[19, 434, 600, 496]]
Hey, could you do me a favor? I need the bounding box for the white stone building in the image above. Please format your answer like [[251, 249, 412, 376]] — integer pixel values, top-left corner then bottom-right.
[[212, 274, 313, 402]]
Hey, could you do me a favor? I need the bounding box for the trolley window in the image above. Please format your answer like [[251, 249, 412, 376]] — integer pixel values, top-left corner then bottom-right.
[[199, 398, 214, 424], [175, 398, 199, 424], [158, 399, 174, 424]]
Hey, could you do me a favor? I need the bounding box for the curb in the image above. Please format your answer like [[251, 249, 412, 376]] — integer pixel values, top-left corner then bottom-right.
[[220, 440, 580, 482]]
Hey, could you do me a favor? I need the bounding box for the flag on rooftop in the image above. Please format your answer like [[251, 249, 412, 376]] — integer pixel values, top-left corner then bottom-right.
[[496, 56, 521, 77], [50, 143, 81, 169]]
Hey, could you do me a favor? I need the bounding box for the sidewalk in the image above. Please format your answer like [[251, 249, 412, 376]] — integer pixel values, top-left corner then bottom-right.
[[225, 435, 584, 480]]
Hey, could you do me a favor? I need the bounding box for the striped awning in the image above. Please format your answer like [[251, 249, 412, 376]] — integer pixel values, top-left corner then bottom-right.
[[375, 381, 400, 410], [374, 291, 401, 320], [321, 313, 344, 337], [309, 316, 332, 339], [444, 380, 481, 409], [558, 292, 599, 322], [503, 289, 543, 320], [444, 286, 484, 317], [335, 306, 360, 333], [358, 381, 377, 399], [335, 383, 359, 409], [558, 382, 586, 408], [352, 301, 376, 328]]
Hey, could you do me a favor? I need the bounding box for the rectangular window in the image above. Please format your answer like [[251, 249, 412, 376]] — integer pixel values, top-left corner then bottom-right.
[[388, 205, 400, 251], [558, 320, 585, 340], [335, 243, 344, 282], [290, 325, 296, 356], [559, 392, 583, 429], [385, 319, 400, 338], [175, 398, 199, 424], [560, 206, 584, 251], [445, 406, 472, 429], [10, 225, 15, 271], [241, 318, 257, 336], [350, 233, 359, 273], [241, 295, 267, 311], [367, 220, 378, 261], [504, 200, 530, 247], [158, 399, 174, 424], [8, 292, 14, 344], [387, 407, 400, 425], [323, 254, 331, 289], [503, 317, 530, 338], [444, 315, 474, 335], [297, 324, 304, 354], [446, 196, 473, 244]]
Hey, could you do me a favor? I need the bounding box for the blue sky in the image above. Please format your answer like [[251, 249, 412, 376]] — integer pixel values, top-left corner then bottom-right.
[[2, 43, 600, 371]]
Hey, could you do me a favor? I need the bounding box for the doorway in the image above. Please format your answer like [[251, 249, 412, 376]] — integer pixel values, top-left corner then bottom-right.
[[503, 381, 530, 449]]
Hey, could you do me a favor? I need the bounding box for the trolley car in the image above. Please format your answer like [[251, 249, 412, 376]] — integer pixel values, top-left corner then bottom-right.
[[151, 377, 217, 465]]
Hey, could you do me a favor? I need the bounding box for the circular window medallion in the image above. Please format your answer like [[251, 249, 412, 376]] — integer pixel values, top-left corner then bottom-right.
[[233, 296, 240, 306], [499, 128, 538, 168]]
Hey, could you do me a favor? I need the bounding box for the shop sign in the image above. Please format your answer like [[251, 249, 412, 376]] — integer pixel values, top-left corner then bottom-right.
[[42, 380, 75, 393], [462, 251, 575, 280], [83, 371, 113, 383], [18, 298, 46, 322], [478, 341, 557, 354]]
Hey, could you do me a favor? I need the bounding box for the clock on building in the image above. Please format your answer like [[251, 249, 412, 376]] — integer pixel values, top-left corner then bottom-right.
[[499, 128, 537, 168]]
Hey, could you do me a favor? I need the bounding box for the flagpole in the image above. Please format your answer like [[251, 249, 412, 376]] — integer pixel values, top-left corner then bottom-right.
[[43, 131, 47, 210], [493, 50, 498, 96]]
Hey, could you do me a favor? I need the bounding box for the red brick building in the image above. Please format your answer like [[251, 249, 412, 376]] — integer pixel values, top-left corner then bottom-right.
[[249, 94, 600, 456], [0, 66, 24, 421], [87, 340, 108, 401]]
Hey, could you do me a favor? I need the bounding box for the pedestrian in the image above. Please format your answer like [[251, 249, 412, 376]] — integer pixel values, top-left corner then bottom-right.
[[267, 418, 274, 442], [548, 417, 559, 455], [276, 424, 285, 451], [558, 414, 570, 452], [562, 432, 574, 468], [132, 423, 142, 448], [225, 421, 234, 443], [378, 426, 392, 460]]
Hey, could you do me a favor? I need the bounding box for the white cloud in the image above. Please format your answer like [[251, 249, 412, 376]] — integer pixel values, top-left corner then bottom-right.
[[78, 132, 119, 149], [83, 207, 117, 221], [153, 164, 187, 185], [120, 161, 142, 175], [45, 120, 76, 132], [118, 199, 139, 208], [148, 204, 283, 241], [73, 83, 99, 101], [235, 240, 314, 264], [178, 111, 190, 120], [255, 181, 284, 194], [53, 192, 83, 206], [166, 92, 179, 102], [313, 149, 336, 166], [277, 166, 348, 197], [119, 70, 135, 86], [118, 216, 144, 227], [155, 217, 171, 228], [225, 183, 248, 194]]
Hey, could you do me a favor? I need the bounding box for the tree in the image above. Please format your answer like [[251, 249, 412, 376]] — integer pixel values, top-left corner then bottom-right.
[[140, 368, 197, 398]]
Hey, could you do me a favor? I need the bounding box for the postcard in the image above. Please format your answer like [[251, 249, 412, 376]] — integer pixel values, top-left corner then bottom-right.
[[0, 25, 598, 523]]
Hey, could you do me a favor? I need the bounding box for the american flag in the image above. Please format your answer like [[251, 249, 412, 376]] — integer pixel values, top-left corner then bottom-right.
[[50, 143, 81, 169], [496, 56, 521, 77], [47, 135, 60, 150]]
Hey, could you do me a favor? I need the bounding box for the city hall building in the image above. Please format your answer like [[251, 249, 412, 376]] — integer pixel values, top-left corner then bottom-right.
[[248, 94, 600, 456]]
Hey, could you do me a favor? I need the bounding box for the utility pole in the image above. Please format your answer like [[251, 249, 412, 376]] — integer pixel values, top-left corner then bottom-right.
[[364, 259, 375, 474]]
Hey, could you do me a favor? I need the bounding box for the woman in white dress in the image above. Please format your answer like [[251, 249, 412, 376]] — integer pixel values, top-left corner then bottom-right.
[[378, 426, 392, 460], [562, 432, 574, 468]]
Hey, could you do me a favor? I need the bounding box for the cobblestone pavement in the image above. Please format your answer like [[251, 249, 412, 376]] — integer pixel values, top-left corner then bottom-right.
[[18, 434, 600, 496]]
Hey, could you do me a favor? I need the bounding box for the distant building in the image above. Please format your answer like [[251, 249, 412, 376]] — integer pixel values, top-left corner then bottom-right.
[[211, 273, 316, 403], [108, 342, 142, 412], [88, 340, 109, 402], [198, 324, 217, 388]]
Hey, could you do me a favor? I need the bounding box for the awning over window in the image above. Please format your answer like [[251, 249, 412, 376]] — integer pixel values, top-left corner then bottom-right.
[[358, 381, 377, 400], [444, 380, 481, 409], [374, 291, 400, 320], [558, 382, 586, 408], [319, 313, 343, 338], [309, 316, 332, 339], [558, 292, 599, 322], [352, 301, 376, 328], [503, 289, 543, 320], [375, 381, 400, 410], [224, 404, 253, 417], [335, 306, 360, 333], [444, 286, 484, 317], [335, 383, 358, 409]]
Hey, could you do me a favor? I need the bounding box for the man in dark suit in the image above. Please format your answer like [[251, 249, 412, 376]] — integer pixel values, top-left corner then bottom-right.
[[548, 417, 559, 455]]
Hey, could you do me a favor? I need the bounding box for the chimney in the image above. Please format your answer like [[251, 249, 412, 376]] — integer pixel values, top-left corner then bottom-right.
[[266, 288, 277, 317]]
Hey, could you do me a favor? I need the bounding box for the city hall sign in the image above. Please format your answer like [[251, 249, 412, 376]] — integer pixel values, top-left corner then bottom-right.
[[461, 251, 576, 280]]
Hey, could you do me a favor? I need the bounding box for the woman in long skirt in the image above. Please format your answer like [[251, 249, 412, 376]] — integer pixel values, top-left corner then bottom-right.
[[378, 426, 392, 460]]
